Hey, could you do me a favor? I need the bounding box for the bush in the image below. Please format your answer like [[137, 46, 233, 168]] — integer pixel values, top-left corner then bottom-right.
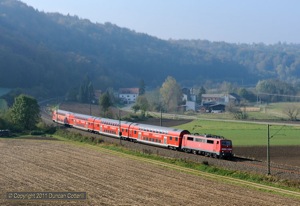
[[30, 130, 45, 135], [56, 129, 103, 144]]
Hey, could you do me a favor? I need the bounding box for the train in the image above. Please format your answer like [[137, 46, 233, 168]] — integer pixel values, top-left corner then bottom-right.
[[52, 109, 233, 159]]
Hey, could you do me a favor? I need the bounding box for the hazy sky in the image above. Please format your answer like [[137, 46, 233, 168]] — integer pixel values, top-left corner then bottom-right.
[[20, 0, 300, 44]]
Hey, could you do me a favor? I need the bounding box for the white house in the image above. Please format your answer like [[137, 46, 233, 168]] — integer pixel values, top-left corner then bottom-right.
[[202, 94, 237, 105], [119, 88, 139, 104], [182, 93, 197, 111]]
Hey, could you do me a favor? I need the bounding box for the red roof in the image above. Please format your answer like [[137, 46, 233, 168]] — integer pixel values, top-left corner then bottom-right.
[[119, 88, 139, 94]]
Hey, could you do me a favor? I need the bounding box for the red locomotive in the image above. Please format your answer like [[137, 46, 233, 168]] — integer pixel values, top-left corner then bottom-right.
[[53, 109, 233, 159], [181, 134, 233, 158]]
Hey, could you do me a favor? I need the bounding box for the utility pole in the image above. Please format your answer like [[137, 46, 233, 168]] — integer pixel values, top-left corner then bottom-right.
[[89, 100, 91, 116], [160, 106, 162, 126], [119, 109, 122, 145], [89, 90, 92, 115], [267, 124, 271, 175], [266, 124, 285, 176]]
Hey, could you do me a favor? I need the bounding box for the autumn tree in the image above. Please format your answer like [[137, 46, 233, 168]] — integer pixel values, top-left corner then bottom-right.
[[160, 76, 182, 112], [10, 94, 40, 130]]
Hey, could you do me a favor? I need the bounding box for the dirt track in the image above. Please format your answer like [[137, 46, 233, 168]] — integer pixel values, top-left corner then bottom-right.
[[0, 139, 299, 205]]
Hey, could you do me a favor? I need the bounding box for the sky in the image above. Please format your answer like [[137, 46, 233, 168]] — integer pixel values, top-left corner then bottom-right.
[[20, 0, 300, 44]]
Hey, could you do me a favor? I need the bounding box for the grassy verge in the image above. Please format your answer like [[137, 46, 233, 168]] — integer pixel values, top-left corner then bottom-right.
[[53, 129, 300, 191]]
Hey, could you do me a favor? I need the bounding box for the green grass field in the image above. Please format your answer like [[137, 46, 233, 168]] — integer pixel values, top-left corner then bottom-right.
[[176, 119, 300, 146]]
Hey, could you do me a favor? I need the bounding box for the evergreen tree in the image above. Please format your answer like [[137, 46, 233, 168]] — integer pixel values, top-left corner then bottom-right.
[[197, 86, 206, 104], [77, 75, 95, 103], [88, 82, 95, 103], [99, 92, 112, 116], [139, 79, 146, 95]]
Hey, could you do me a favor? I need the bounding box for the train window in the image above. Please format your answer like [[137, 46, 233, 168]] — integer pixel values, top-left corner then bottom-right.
[[207, 140, 214, 144], [169, 136, 173, 140], [187, 137, 194, 141], [175, 137, 178, 141], [195, 138, 203, 142], [134, 131, 137, 134], [221, 141, 232, 146]]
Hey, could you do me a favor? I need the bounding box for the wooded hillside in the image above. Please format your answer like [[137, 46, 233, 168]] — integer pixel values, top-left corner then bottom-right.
[[1, 0, 299, 98]]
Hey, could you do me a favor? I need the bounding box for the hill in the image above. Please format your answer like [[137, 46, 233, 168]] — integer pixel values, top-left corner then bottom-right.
[[1, 0, 300, 98]]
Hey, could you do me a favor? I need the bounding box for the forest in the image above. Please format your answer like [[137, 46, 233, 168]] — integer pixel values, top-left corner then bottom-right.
[[0, 0, 300, 99]]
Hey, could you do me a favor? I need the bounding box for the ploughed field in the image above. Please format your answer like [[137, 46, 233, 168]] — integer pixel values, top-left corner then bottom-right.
[[234, 146, 300, 167], [1, 139, 299, 205]]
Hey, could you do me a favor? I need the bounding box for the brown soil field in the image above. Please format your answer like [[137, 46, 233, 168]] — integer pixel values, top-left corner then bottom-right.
[[234, 146, 300, 167], [0, 139, 299, 205]]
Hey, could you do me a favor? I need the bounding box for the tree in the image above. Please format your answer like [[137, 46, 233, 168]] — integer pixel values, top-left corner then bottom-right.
[[160, 76, 182, 112], [238, 88, 256, 102], [77, 84, 86, 103], [88, 82, 95, 103], [10, 94, 40, 130], [136, 95, 149, 117], [131, 104, 140, 113], [197, 86, 206, 104], [226, 103, 248, 120], [65, 87, 78, 101], [256, 79, 296, 102], [77, 75, 95, 103], [283, 104, 300, 121], [99, 91, 112, 116], [139, 79, 145, 95]]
